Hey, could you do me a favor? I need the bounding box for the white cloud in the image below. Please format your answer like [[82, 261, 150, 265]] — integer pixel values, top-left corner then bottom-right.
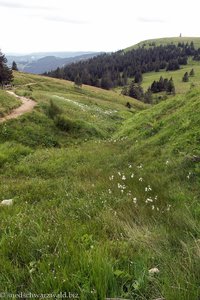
[[0, 0, 199, 53], [0, 0, 51, 10]]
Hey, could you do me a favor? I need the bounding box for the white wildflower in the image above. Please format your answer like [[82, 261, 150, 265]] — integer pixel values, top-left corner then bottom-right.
[[146, 197, 153, 203], [139, 177, 143, 182], [122, 175, 126, 180], [129, 164, 132, 168], [137, 164, 143, 169], [166, 160, 169, 165], [133, 197, 137, 204], [108, 189, 112, 194], [131, 173, 134, 178], [166, 204, 171, 211]]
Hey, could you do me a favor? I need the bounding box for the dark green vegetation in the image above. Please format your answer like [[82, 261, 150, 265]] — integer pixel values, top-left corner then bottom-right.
[[0, 50, 13, 87], [46, 41, 200, 93]]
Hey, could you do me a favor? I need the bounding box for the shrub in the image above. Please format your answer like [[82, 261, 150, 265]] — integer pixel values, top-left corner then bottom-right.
[[48, 100, 62, 119], [55, 115, 103, 138]]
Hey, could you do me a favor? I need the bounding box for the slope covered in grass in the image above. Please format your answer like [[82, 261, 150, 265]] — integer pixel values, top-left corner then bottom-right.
[[0, 71, 199, 299], [141, 58, 200, 94], [126, 36, 200, 51]]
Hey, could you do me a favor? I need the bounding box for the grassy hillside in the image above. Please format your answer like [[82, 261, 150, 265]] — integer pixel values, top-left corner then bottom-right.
[[141, 58, 200, 94], [0, 71, 199, 299], [126, 36, 200, 51]]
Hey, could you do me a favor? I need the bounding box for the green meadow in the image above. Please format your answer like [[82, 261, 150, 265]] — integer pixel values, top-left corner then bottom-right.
[[0, 67, 199, 300], [126, 36, 200, 51], [141, 58, 200, 94]]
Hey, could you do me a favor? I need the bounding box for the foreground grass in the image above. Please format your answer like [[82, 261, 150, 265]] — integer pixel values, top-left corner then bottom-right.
[[0, 72, 199, 299]]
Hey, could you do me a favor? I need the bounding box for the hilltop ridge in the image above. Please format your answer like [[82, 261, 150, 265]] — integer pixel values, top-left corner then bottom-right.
[[125, 36, 200, 51]]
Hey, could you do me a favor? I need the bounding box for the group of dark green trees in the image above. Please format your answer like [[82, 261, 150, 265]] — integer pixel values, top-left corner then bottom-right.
[[0, 50, 13, 88], [182, 68, 195, 82], [121, 76, 175, 104], [150, 76, 175, 94], [45, 42, 198, 91], [122, 82, 153, 103]]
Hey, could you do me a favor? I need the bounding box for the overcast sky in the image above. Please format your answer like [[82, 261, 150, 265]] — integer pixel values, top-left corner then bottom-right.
[[1, 0, 200, 54]]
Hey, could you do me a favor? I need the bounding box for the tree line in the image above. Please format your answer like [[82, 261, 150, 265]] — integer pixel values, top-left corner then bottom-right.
[[45, 42, 198, 90]]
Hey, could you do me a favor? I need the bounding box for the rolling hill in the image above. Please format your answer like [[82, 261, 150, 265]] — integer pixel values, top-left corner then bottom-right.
[[6, 52, 100, 74], [125, 36, 200, 51], [0, 39, 200, 299]]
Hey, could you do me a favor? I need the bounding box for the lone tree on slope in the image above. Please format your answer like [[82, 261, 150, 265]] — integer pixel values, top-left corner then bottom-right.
[[12, 61, 18, 71], [182, 72, 189, 82], [0, 50, 13, 88]]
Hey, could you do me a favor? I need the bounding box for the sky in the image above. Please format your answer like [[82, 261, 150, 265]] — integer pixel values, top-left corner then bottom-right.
[[0, 0, 200, 54]]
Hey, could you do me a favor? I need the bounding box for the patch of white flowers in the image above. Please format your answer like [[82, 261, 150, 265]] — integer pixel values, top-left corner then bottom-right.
[[106, 162, 173, 213]]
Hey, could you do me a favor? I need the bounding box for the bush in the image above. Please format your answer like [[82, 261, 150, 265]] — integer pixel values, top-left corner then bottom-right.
[[48, 100, 62, 119], [55, 115, 103, 138]]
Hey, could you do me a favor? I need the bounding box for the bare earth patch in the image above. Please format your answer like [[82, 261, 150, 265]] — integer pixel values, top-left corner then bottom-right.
[[0, 91, 36, 123]]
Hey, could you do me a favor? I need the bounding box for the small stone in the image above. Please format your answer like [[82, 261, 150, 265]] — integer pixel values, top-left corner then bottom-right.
[[148, 267, 159, 274], [0, 199, 13, 206]]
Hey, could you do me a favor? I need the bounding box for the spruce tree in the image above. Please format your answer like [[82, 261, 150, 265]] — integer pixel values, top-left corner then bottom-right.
[[74, 73, 82, 87], [144, 88, 152, 104], [166, 78, 175, 94], [134, 71, 143, 83], [0, 51, 13, 88], [12, 61, 18, 71], [182, 72, 189, 82], [189, 68, 195, 76]]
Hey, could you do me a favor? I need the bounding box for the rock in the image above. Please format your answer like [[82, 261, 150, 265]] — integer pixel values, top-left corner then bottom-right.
[[148, 267, 160, 274], [0, 199, 13, 206]]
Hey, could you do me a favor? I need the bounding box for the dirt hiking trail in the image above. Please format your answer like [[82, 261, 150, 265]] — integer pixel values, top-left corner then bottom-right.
[[0, 91, 36, 123]]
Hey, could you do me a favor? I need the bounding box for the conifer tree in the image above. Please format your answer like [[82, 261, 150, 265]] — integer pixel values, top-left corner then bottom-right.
[[74, 73, 82, 87], [182, 72, 189, 82], [189, 68, 195, 76], [134, 71, 143, 83], [166, 78, 175, 94], [144, 88, 152, 104], [0, 50, 13, 88], [12, 61, 18, 71]]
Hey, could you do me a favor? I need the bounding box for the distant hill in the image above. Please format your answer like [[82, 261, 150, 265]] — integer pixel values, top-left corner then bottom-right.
[[45, 37, 199, 92], [6, 52, 101, 74], [125, 36, 200, 51]]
